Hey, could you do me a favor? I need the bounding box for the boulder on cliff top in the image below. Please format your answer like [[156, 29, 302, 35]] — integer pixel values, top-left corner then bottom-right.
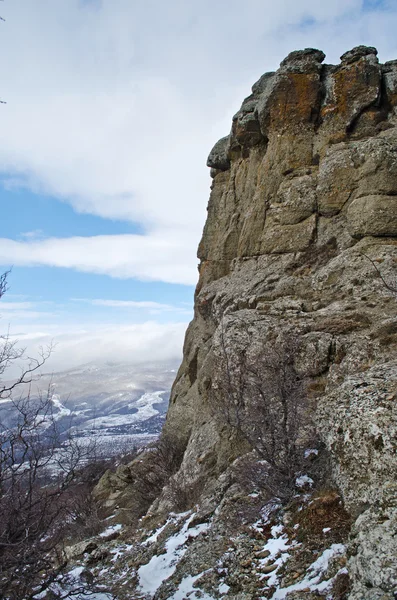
[[280, 47, 325, 71], [340, 45, 378, 64]]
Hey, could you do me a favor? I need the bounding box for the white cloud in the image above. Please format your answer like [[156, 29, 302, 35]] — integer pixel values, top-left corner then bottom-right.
[[6, 320, 187, 375], [1, 1, 397, 284], [0, 301, 35, 311], [19, 230, 45, 240], [0, 300, 57, 320], [0, 232, 197, 285], [74, 298, 181, 311]]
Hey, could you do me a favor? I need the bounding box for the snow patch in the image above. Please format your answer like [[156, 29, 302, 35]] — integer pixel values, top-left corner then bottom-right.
[[170, 572, 215, 600], [271, 544, 346, 599], [304, 448, 319, 458], [51, 393, 72, 418], [138, 513, 210, 597], [100, 523, 122, 538], [295, 474, 314, 488], [144, 519, 170, 544]]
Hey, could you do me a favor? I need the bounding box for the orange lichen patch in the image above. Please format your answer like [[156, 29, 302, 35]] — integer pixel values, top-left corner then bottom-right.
[[321, 57, 381, 128], [269, 72, 322, 128]]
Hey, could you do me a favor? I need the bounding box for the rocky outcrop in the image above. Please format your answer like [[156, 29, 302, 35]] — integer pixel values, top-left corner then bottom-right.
[[90, 46, 397, 600], [161, 46, 397, 599]]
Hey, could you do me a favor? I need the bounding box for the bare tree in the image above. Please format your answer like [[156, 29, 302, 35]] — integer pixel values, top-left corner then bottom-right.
[[0, 273, 103, 599], [211, 320, 313, 500]]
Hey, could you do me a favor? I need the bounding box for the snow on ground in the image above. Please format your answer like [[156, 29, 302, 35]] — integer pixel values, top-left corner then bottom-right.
[[83, 390, 166, 430], [99, 523, 122, 538], [144, 518, 171, 545], [304, 448, 319, 458], [258, 524, 296, 588], [270, 544, 347, 599], [219, 582, 230, 595], [171, 572, 216, 600], [51, 393, 72, 418], [138, 512, 211, 597], [295, 474, 314, 488]]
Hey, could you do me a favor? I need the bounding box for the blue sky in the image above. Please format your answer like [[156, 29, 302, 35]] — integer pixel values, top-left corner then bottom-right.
[[1, 0, 397, 372]]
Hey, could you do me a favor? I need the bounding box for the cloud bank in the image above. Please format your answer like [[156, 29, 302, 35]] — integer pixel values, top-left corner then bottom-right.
[[1, 1, 397, 284]]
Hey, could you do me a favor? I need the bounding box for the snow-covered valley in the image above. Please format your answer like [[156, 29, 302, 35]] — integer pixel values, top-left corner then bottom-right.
[[0, 360, 178, 459]]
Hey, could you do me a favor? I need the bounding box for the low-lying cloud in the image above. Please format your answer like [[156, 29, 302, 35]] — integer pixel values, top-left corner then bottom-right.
[[6, 320, 187, 377]]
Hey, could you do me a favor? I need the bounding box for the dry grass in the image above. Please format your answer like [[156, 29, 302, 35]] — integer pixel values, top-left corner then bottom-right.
[[291, 488, 351, 546]]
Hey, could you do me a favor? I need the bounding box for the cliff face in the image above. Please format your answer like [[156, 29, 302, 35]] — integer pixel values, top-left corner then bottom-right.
[[162, 46, 397, 599]]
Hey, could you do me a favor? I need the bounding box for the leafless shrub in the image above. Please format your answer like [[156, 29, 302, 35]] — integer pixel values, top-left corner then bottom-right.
[[0, 390, 101, 599], [232, 454, 272, 497], [166, 475, 205, 512], [130, 432, 185, 516], [211, 320, 315, 501], [64, 484, 103, 541]]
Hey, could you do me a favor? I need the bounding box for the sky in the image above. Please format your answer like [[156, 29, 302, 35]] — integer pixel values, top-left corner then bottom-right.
[[0, 0, 397, 373]]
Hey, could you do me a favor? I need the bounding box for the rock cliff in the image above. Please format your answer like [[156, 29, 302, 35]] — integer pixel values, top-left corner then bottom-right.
[[161, 45, 397, 599], [89, 46, 397, 600]]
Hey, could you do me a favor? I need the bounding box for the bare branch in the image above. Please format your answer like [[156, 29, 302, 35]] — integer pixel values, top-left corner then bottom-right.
[[360, 252, 397, 293], [210, 320, 314, 501]]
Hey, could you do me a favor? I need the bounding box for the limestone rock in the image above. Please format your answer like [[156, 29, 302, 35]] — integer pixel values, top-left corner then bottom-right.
[[347, 195, 397, 238], [318, 47, 382, 149], [271, 172, 317, 225], [207, 135, 231, 171], [260, 213, 317, 254], [340, 45, 378, 64], [251, 71, 275, 95], [65, 540, 97, 560], [280, 47, 325, 72]]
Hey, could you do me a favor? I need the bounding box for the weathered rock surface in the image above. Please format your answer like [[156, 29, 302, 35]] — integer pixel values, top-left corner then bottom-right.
[[95, 46, 397, 599]]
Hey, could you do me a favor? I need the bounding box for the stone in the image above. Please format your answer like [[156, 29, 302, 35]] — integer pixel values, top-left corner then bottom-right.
[[340, 45, 378, 65], [261, 563, 278, 574], [271, 173, 317, 225], [230, 96, 263, 151], [64, 540, 97, 560], [260, 214, 316, 254], [318, 49, 381, 147], [317, 143, 356, 216], [255, 549, 271, 559], [251, 71, 275, 95], [383, 61, 397, 112], [207, 136, 231, 171], [280, 48, 326, 72], [347, 195, 397, 238]]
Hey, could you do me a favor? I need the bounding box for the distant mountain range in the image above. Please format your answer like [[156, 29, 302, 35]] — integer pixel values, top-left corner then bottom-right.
[[0, 360, 179, 459]]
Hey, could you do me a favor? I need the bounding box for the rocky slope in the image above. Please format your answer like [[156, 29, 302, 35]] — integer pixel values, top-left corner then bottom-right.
[[86, 46, 397, 600]]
